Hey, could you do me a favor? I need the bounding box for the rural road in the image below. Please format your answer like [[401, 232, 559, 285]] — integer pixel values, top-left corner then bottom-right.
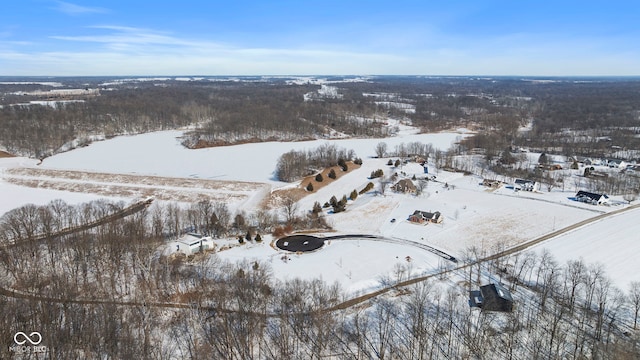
[[1, 201, 638, 315], [0, 198, 154, 249]]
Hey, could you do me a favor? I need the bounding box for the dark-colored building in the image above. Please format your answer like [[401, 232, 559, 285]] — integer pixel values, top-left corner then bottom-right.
[[575, 190, 609, 205], [469, 283, 514, 312]]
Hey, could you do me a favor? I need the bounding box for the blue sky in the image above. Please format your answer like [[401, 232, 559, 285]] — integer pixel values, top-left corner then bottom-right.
[[1, 0, 639, 76]]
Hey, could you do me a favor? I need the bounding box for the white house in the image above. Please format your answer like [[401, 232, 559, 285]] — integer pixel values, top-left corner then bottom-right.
[[171, 233, 214, 256], [607, 159, 628, 169], [624, 164, 640, 174], [513, 178, 540, 192]]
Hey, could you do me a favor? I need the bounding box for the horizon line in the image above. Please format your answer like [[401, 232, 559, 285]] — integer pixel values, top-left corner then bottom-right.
[[1, 74, 640, 79]]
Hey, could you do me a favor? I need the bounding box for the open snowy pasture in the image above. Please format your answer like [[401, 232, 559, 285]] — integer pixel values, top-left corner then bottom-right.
[[1, 128, 466, 217], [3, 167, 268, 208], [295, 156, 602, 258], [335, 186, 598, 257], [0, 157, 112, 216], [0, 178, 109, 216], [213, 235, 447, 296], [530, 205, 640, 289], [38, 129, 467, 184]]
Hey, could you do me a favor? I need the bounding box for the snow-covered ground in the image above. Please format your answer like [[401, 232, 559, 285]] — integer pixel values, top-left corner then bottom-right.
[[296, 159, 601, 256], [0, 157, 113, 215], [38, 129, 466, 184], [0, 128, 464, 220], [1, 125, 638, 294], [215, 236, 444, 295], [531, 206, 640, 289]]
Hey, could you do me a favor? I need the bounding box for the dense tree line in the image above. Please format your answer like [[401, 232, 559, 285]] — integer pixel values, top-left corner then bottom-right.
[[3, 77, 640, 162], [0, 79, 383, 158], [347, 77, 640, 161], [1, 199, 639, 358], [275, 143, 356, 182], [180, 84, 387, 148]]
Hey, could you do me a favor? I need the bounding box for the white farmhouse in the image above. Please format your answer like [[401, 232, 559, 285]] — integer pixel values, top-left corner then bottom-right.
[[170, 233, 214, 256], [607, 159, 628, 169], [513, 178, 540, 192]]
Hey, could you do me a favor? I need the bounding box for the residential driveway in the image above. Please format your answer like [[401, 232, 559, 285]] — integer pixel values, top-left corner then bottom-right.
[[275, 235, 325, 252]]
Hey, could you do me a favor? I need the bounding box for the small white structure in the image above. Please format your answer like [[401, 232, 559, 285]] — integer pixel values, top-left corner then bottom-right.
[[170, 233, 214, 256], [513, 179, 540, 192], [607, 159, 628, 169], [624, 164, 640, 174]]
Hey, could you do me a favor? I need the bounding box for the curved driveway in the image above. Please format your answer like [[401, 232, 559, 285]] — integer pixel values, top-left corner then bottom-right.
[[1, 202, 638, 315]]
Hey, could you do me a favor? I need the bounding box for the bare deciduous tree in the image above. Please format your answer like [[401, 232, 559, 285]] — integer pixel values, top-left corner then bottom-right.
[[281, 195, 299, 225], [375, 142, 387, 158], [630, 281, 640, 330]]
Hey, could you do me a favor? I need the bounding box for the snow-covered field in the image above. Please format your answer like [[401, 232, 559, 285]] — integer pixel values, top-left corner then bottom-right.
[[0, 129, 464, 213], [1, 125, 638, 293], [37, 129, 465, 183], [293, 160, 612, 277], [0, 157, 113, 215], [215, 236, 445, 295], [531, 206, 640, 289]]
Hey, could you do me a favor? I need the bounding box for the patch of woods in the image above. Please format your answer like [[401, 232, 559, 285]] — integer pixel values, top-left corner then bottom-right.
[[455, 80, 640, 162], [0, 85, 197, 158], [275, 143, 360, 182], [0, 199, 639, 358], [0, 79, 385, 158], [4, 77, 640, 163], [0, 197, 326, 250]]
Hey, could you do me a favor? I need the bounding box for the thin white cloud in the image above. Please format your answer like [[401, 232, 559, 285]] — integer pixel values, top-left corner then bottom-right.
[[51, 26, 221, 48], [53, 1, 108, 15], [5, 24, 640, 76]]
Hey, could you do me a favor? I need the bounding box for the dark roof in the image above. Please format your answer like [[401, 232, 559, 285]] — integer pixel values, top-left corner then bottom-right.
[[576, 190, 608, 201], [412, 210, 441, 219], [470, 283, 514, 312], [515, 178, 535, 185], [480, 283, 513, 302], [469, 290, 483, 308]]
